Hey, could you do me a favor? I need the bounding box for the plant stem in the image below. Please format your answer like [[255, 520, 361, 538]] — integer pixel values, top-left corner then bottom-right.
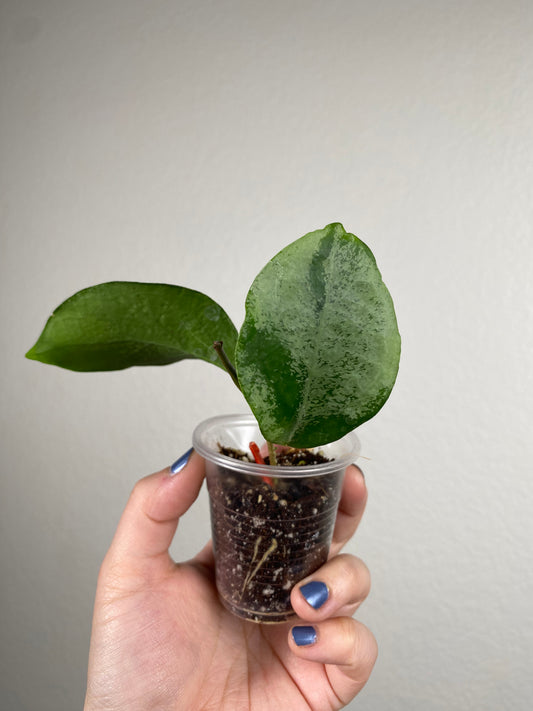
[[213, 341, 240, 390], [249, 442, 273, 486], [267, 441, 278, 466], [249, 441, 265, 465]]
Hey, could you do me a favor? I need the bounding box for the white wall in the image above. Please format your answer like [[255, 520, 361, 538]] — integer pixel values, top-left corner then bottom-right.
[[2, 1, 532, 709]]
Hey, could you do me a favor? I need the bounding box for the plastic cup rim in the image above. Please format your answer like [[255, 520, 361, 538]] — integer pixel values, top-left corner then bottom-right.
[[192, 413, 361, 478]]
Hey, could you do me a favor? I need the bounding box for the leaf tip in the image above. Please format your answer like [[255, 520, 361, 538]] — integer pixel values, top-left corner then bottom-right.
[[25, 346, 37, 361], [25, 344, 49, 364]]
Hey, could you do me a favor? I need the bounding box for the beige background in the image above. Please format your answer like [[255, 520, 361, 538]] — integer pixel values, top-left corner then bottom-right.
[[2, 1, 532, 709]]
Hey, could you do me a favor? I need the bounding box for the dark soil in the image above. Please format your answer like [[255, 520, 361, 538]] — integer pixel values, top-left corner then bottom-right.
[[218, 444, 331, 467], [207, 445, 341, 623]]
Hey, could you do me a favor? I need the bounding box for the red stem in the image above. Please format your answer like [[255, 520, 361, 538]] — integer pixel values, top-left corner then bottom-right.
[[249, 441, 273, 486], [249, 441, 265, 464]]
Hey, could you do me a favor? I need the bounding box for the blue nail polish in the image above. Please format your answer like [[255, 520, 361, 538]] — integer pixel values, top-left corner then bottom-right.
[[170, 447, 193, 475], [300, 580, 329, 609], [292, 626, 317, 647]]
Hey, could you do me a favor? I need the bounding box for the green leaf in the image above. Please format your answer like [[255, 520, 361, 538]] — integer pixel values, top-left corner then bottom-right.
[[235, 223, 401, 447], [26, 282, 238, 372]]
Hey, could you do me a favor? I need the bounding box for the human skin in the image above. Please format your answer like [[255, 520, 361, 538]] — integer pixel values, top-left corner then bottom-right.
[[84, 452, 377, 710]]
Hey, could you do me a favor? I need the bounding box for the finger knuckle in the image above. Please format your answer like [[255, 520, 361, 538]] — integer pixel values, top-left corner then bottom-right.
[[346, 621, 378, 672], [333, 554, 371, 600]]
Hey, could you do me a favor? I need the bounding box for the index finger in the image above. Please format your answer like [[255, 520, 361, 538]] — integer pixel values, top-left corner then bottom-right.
[[330, 465, 367, 556]]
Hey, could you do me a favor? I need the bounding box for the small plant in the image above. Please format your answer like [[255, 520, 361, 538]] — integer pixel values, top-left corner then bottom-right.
[[27, 221, 401, 622], [26, 222, 401, 455]]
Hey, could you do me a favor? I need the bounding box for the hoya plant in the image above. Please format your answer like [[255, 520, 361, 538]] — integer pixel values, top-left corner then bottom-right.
[[26, 223, 401, 453]]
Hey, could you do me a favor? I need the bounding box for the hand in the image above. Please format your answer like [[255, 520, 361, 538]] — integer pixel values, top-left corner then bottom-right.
[[84, 451, 377, 710]]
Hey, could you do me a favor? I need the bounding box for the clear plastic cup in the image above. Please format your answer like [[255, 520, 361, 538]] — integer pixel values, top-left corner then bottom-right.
[[192, 414, 361, 624]]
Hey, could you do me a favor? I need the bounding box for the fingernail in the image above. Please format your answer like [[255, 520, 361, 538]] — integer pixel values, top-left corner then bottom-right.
[[300, 580, 329, 609], [170, 447, 193, 475], [292, 626, 317, 647]]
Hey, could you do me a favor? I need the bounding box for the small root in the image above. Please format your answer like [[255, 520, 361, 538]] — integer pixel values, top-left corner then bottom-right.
[[240, 538, 278, 596]]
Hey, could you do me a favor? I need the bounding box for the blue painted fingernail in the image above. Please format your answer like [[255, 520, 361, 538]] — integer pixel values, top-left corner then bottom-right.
[[300, 580, 329, 609], [170, 447, 193, 475], [292, 626, 317, 647]]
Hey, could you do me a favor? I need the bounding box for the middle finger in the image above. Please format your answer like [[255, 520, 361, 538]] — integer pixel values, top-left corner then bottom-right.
[[290, 553, 371, 621]]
